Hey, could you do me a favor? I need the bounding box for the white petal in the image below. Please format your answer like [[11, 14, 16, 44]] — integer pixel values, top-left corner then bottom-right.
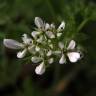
[[17, 49, 27, 58], [35, 17, 44, 29], [48, 58, 54, 64], [50, 23, 55, 29], [48, 40, 51, 43], [31, 31, 41, 38], [35, 62, 45, 75], [35, 46, 40, 52], [47, 50, 52, 56], [57, 33, 62, 37], [58, 42, 64, 49], [22, 34, 32, 45], [3, 39, 24, 49], [67, 40, 76, 50], [31, 56, 42, 63], [45, 23, 50, 30], [46, 31, 55, 38], [67, 52, 80, 63], [59, 54, 66, 64], [57, 21, 65, 32], [31, 31, 37, 38], [49, 44, 53, 49]]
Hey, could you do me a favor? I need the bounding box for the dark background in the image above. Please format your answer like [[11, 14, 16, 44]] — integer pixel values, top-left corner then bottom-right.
[[0, 0, 96, 96]]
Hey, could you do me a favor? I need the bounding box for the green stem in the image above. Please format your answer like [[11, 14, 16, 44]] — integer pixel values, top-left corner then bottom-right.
[[77, 18, 90, 32], [69, 18, 90, 40]]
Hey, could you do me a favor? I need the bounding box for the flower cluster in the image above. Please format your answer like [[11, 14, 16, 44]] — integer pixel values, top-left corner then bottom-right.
[[3, 17, 82, 75]]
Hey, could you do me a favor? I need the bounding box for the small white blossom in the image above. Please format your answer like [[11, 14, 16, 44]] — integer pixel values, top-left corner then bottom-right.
[[58, 42, 64, 49], [46, 31, 55, 39], [4, 39, 27, 58], [57, 21, 65, 32], [57, 33, 62, 37], [31, 31, 41, 39], [48, 58, 54, 64], [35, 46, 40, 52], [50, 23, 55, 29], [67, 40, 81, 63], [35, 17, 56, 32], [35, 17, 51, 31], [35, 62, 45, 75], [4, 34, 32, 58], [47, 50, 52, 56], [22, 34, 32, 45]]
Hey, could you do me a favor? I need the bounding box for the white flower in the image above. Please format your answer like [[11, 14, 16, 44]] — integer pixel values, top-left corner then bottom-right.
[[58, 40, 81, 64], [59, 54, 66, 64], [48, 58, 54, 64], [67, 40, 80, 63], [31, 31, 41, 39], [3, 34, 33, 58], [57, 33, 62, 37], [50, 24, 55, 29], [46, 50, 52, 56], [46, 31, 55, 39], [35, 46, 40, 52], [48, 40, 51, 43], [35, 62, 45, 75], [3, 17, 82, 75], [57, 21, 65, 32], [35, 17, 56, 31], [31, 56, 42, 63], [58, 42, 64, 49], [22, 34, 32, 45]]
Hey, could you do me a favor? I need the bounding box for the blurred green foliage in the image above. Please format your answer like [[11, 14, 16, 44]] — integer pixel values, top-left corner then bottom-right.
[[0, 0, 96, 96]]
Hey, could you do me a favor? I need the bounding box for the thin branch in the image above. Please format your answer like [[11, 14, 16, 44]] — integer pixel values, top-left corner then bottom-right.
[[77, 18, 90, 32]]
